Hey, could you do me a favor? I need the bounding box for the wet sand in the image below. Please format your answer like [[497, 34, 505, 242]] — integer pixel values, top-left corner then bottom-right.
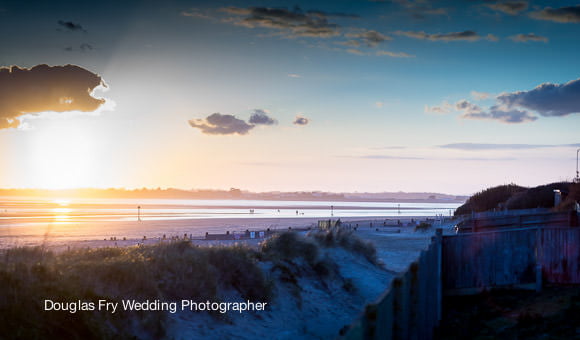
[[0, 216, 456, 252]]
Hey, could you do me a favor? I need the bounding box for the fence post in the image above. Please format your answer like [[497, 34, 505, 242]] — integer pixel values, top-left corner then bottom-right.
[[409, 261, 419, 340], [435, 228, 443, 323], [535, 227, 543, 292]]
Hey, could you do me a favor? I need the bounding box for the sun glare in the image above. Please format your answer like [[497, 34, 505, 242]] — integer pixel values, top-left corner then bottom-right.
[[27, 126, 97, 189], [53, 199, 71, 206]]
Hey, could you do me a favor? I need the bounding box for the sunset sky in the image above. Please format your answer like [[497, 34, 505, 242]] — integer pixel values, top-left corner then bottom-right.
[[0, 0, 579, 195]]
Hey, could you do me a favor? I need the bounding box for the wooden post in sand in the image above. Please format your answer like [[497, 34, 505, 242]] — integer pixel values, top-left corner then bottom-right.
[[138, 206, 141, 222], [435, 228, 443, 322]]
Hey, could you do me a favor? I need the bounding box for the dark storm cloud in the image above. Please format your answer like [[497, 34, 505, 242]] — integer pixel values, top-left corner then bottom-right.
[[497, 78, 580, 117], [189, 113, 255, 135], [57, 20, 86, 32], [248, 109, 277, 125], [509, 33, 548, 43], [293, 116, 309, 125], [530, 5, 580, 23], [0, 64, 106, 129], [395, 30, 491, 42], [439, 143, 580, 151], [220, 6, 341, 38], [486, 2, 528, 15]]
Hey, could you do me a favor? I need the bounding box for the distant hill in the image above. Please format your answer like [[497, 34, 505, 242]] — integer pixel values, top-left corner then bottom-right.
[[455, 182, 580, 216], [0, 188, 467, 203]]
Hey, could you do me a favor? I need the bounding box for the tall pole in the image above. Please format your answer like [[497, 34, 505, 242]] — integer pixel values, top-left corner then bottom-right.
[[138, 205, 141, 222], [576, 148, 580, 183]]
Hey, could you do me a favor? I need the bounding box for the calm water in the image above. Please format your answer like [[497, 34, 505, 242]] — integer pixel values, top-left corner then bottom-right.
[[0, 197, 460, 224], [0, 197, 461, 247]]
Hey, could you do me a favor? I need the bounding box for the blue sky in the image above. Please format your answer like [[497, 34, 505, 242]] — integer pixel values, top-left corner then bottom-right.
[[0, 0, 579, 194]]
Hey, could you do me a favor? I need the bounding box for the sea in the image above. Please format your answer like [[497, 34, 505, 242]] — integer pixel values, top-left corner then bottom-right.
[[0, 197, 461, 247]]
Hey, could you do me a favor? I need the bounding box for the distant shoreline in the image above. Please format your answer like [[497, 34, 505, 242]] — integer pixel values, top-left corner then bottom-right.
[[0, 188, 468, 203]]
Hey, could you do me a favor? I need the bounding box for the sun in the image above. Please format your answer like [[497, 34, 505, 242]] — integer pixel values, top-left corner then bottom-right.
[[27, 125, 97, 189]]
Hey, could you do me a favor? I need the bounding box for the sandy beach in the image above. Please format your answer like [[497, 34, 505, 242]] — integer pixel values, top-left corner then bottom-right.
[[0, 215, 454, 251]]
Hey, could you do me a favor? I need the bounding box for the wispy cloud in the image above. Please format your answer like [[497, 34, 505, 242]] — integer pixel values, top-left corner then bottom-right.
[[471, 91, 491, 100], [530, 5, 580, 23], [181, 8, 213, 20], [368, 146, 407, 150], [456, 100, 537, 123], [408, 6, 449, 20], [375, 50, 414, 58], [349, 154, 424, 160], [344, 29, 391, 47], [185, 6, 413, 57], [439, 143, 580, 151], [287, 73, 302, 78], [509, 33, 548, 43], [343, 154, 516, 161], [346, 48, 365, 55], [220, 6, 342, 38], [425, 101, 453, 114], [57, 20, 87, 33], [485, 2, 528, 15], [395, 30, 496, 42]]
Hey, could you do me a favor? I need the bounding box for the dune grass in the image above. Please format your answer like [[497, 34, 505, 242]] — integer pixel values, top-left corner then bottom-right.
[[0, 229, 379, 339], [0, 242, 269, 339], [309, 227, 379, 265]]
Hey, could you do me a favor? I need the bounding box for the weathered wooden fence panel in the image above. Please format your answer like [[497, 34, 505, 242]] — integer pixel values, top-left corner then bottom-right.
[[458, 210, 578, 232], [538, 228, 580, 283], [442, 229, 537, 291]]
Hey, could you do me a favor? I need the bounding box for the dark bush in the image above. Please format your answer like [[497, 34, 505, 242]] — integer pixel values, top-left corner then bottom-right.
[[455, 184, 526, 216]]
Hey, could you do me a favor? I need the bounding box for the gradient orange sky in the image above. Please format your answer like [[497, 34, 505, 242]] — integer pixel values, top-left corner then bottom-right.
[[0, 1, 579, 195]]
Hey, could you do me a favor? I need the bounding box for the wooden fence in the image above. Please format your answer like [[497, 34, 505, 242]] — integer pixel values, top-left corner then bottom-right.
[[340, 230, 442, 340], [457, 209, 578, 232], [539, 228, 580, 283], [443, 227, 580, 293], [340, 225, 580, 339], [442, 228, 539, 294]]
